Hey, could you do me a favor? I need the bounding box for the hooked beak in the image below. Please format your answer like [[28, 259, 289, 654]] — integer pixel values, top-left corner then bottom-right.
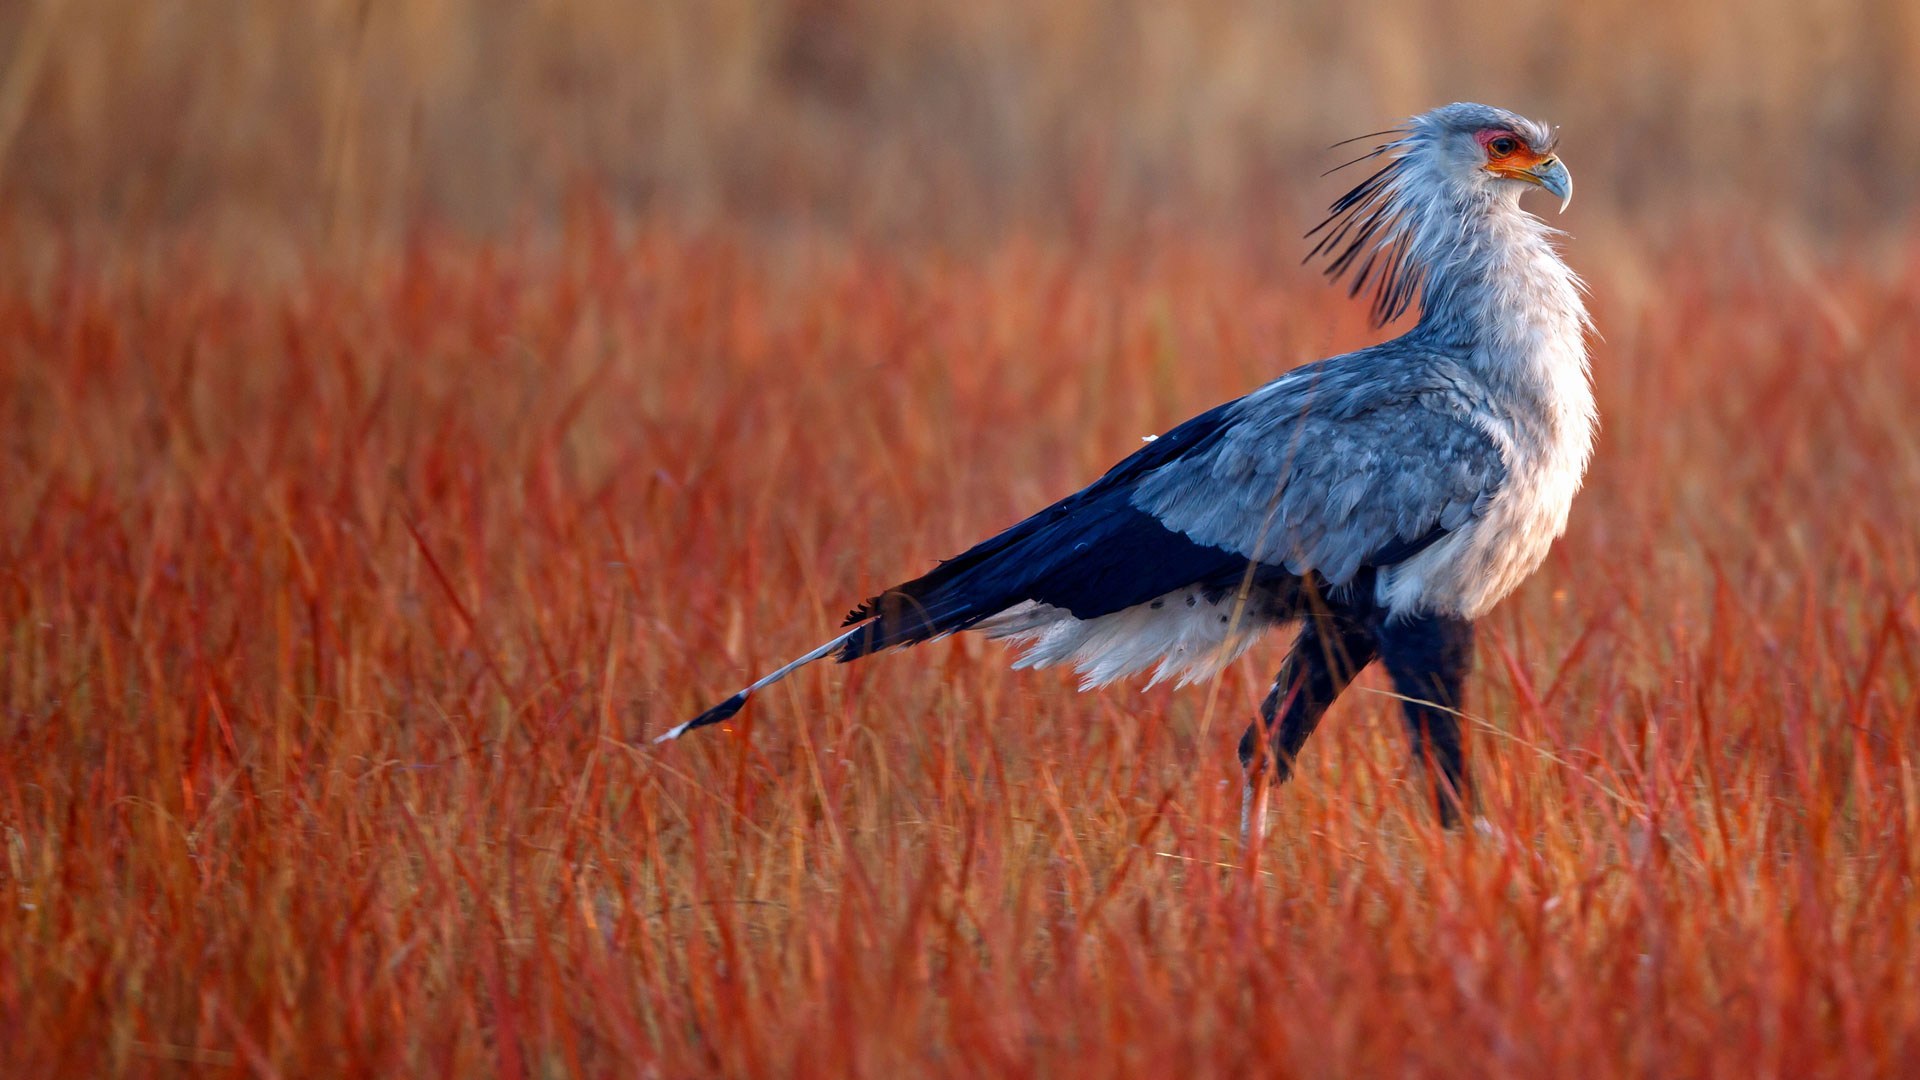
[[1527, 156, 1573, 213]]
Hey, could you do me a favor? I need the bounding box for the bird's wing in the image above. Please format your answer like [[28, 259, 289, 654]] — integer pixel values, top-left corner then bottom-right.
[[838, 350, 1507, 660], [1131, 358, 1508, 588]]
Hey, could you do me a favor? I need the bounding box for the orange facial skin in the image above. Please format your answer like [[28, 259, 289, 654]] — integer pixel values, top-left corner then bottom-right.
[[1474, 128, 1552, 180]]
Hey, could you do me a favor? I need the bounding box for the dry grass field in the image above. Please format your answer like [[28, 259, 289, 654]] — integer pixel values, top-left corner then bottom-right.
[[6, 1, 1920, 1077]]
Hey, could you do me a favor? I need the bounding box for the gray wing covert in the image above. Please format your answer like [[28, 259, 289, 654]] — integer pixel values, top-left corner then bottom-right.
[[1130, 374, 1507, 586]]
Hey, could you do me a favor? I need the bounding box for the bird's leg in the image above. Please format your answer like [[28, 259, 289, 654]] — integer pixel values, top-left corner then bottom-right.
[[1375, 613, 1476, 828], [1238, 612, 1378, 843]]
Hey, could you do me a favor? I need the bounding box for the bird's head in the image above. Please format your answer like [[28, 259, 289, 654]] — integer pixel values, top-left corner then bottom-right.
[[1308, 102, 1572, 325], [1411, 102, 1571, 212]]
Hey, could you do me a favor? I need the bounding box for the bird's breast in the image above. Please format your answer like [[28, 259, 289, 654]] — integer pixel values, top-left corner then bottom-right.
[[1380, 326, 1594, 621]]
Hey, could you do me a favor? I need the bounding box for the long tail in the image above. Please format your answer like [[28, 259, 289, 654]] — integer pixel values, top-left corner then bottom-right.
[[655, 628, 861, 743], [658, 499, 1068, 744]]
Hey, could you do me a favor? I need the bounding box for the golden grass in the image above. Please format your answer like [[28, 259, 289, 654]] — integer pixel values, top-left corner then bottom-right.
[[4, 0, 1918, 237], [5, 208, 1920, 1074]]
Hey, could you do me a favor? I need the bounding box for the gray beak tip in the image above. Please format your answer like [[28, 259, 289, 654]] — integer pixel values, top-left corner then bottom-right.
[[1536, 158, 1573, 214]]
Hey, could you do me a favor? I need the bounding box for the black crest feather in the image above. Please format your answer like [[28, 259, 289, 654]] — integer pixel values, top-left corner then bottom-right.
[[1304, 138, 1424, 328]]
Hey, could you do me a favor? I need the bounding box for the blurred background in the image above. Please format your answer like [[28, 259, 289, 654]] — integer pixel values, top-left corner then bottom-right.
[[1, 0, 1915, 248]]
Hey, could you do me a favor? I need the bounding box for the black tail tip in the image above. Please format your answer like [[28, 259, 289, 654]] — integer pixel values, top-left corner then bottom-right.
[[653, 691, 748, 743]]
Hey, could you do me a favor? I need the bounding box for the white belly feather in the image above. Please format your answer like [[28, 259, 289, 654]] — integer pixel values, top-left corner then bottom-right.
[[977, 588, 1281, 690]]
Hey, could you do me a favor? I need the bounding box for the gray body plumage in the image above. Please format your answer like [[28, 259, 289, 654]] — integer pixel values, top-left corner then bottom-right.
[[664, 103, 1593, 761]]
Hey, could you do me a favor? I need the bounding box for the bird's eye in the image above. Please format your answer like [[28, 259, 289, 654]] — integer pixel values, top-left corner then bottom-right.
[[1487, 136, 1519, 159]]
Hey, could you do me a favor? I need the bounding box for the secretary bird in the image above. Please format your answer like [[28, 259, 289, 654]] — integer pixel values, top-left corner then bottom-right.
[[661, 102, 1592, 833]]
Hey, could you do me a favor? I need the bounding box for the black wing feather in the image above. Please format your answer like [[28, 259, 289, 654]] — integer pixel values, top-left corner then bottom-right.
[[839, 399, 1244, 658]]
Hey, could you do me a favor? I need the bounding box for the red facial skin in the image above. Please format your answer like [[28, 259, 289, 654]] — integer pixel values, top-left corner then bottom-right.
[[1474, 128, 1552, 179]]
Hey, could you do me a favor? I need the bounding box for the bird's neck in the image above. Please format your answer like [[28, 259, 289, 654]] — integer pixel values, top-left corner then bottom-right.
[[1409, 192, 1591, 397], [1397, 191, 1595, 473], [1413, 193, 1584, 343]]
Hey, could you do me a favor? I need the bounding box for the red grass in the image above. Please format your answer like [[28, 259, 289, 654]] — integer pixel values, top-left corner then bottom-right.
[[5, 216, 1920, 1076]]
